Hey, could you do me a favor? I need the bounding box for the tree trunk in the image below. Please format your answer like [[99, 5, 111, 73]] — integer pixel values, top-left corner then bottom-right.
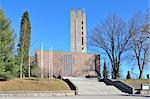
[[113, 71, 119, 79], [139, 70, 143, 79], [112, 61, 120, 79]]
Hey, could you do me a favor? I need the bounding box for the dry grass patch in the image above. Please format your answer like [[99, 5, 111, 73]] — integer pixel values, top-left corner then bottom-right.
[[0, 78, 70, 91], [121, 79, 150, 89]]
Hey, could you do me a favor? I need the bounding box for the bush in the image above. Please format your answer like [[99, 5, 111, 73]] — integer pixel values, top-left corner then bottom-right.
[[0, 72, 13, 81], [126, 71, 131, 79], [57, 75, 62, 79], [147, 74, 149, 79], [31, 67, 41, 77], [85, 75, 91, 78]]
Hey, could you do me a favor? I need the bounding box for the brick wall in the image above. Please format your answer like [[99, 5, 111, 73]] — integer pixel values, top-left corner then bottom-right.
[[35, 50, 100, 77]]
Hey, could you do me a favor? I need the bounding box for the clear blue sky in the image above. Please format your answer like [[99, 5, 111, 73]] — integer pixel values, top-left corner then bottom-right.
[[0, 0, 149, 78]]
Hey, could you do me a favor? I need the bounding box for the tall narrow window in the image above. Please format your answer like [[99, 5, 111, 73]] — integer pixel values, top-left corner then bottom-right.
[[81, 21, 83, 24], [82, 32, 83, 35], [82, 37, 84, 45]]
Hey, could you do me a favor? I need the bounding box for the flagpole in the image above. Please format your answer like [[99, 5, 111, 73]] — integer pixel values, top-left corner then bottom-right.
[[41, 42, 44, 78], [51, 45, 53, 78], [48, 47, 50, 78]]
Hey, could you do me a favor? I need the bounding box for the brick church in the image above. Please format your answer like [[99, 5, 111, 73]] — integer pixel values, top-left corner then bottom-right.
[[34, 9, 100, 77]]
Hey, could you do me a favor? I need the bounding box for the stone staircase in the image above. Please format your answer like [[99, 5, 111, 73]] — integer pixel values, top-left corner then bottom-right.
[[65, 77, 124, 95]]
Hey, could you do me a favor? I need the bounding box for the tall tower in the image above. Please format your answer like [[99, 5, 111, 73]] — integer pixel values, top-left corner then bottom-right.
[[70, 9, 87, 53]]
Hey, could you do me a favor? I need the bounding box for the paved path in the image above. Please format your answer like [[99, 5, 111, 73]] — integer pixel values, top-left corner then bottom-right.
[[65, 77, 123, 95], [0, 95, 148, 99]]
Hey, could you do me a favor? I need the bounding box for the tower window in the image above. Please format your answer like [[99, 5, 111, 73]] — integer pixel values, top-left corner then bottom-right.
[[81, 21, 83, 24], [82, 47, 84, 50], [82, 32, 83, 35], [82, 26, 83, 30]]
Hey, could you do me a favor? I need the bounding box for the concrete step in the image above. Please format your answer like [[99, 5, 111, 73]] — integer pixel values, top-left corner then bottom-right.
[[65, 77, 124, 95]]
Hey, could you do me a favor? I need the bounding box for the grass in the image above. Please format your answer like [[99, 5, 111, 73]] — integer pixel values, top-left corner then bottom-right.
[[121, 79, 150, 89], [0, 78, 70, 91]]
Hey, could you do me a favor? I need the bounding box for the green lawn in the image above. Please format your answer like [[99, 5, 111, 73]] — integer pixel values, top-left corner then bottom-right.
[[0, 78, 70, 91]]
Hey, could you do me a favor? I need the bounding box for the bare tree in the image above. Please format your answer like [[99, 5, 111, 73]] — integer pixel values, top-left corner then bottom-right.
[[129, 11, 150, 79], [89, 14, 133, 79], [142, 9, 150, 34]]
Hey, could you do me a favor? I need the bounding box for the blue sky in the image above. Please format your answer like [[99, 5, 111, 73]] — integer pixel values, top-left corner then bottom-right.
[[0, 0, 149, 78]]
